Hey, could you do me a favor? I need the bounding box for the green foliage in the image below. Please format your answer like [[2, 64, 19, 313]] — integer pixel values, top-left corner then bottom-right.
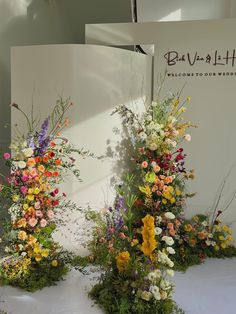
[[4, 260, 68, 292], [89, 274, 184, 314]]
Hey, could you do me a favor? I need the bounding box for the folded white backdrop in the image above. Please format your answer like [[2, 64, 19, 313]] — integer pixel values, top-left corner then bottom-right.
[[11, 44, 152, 252]]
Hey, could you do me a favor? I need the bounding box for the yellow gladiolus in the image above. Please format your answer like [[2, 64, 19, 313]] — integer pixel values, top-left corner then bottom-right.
[[116, 251, 130, 272], [140, 215, 157, 257]]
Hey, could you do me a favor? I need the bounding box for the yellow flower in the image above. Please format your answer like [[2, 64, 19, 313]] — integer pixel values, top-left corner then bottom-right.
[[214, 245, 220, 251], [23, 203, 29, 210], [176, 189, 182, 196], [116, 251, 130, 272], [51, 260, 58, 267], [131, 239, 139, 247], [170, 197, 176, 204], [33, 188, 40, 195], [18, 230, 28, 241], [140, 215, 157, 257], [222, 225, 228, 232], [221, 242, 227, 249], [33, 244, 41, 254], [227, 236, 233, 242], [41, 249, 49, 258], [139, 186, 152, 198], [27, 194, 35, 201], [219, 235, 225, 241], [28, 188, 34, 194], [187, 96, 191, 101], [12, 195, 19, 202], [162, 199, 167, 205], [35, 255, 42, 262], [184, 224, 193, 232]]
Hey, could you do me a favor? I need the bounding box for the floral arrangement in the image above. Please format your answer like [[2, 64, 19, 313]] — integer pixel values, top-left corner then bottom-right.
[[84, 87, 235, 313], [0, 98, 90, 291]]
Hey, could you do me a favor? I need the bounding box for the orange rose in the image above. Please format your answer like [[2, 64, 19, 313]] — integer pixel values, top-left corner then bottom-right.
[[17, 218, 27, 228], [27, 158, 36, 167], [38, 165, 45, 173]]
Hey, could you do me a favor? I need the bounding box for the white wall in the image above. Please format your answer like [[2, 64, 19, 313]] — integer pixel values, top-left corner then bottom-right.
[[137, 0, 234, 22], [11, 44, 152, 252], [0, 0, 131, 174]]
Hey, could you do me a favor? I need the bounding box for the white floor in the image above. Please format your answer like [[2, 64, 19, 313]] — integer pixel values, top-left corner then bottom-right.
[[1, 258, 236, 314]]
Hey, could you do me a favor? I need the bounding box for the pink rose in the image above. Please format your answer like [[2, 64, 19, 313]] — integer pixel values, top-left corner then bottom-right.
[[3, 153, 11, 160], [34, 202, 41, 210], [141, 161, 148, 168], [21, 176, 29, 182], [40, 219, 48, 228], [20, 186, 28, 195], [28, 218, 38, 227], [35, 210, 43, 218], [47, 210, 54, 219]]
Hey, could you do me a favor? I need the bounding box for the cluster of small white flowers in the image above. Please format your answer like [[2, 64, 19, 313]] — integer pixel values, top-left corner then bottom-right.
[[158, 251, 174, 268]]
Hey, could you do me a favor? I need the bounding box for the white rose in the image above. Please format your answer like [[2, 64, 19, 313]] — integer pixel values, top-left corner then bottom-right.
[[150, 286, 161, 300], [184, 134, 191, 141], [139, 132, 147, 140], [4, 247, 10, 253], [171, 140, 177, 147], [160, 279, 171, 291], [155, 227, 162, 236], [23, 148, 34, 157], [168, 259, 174, 268], [18, 161, 26, 169], [147, 272, 156, 282], [149, 143, 158, 151], [164, 212, 175, 220], [153, 269, 161, 278], [160, 290, 168, 300], [156, 216, 163, 224], [166, 269, 174, 277], [21, 252, 27, 257], [100, 208, 109, 215], [202, 221, 208, 227], [166, 247, 175, 255], [146, 115, 153, 122], [140, 290, 152, 301], [162, 236, 174, 246]]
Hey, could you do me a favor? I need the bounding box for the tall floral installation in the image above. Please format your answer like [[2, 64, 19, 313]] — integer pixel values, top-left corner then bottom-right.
[[0, 98, 90, 291], [84, 89, 236, 314]]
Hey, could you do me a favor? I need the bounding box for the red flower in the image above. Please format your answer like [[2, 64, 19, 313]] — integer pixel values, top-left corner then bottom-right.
[[52, 200, 59, 206], [48, 152, 55, 158]]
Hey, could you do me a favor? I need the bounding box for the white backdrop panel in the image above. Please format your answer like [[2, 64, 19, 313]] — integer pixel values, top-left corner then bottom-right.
[[11, 44, 152, 252]]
